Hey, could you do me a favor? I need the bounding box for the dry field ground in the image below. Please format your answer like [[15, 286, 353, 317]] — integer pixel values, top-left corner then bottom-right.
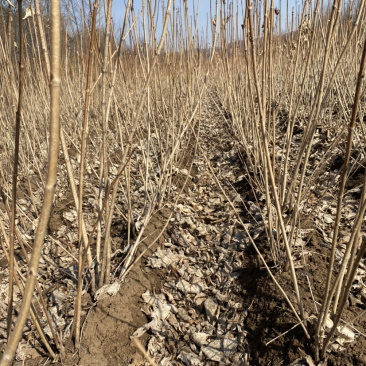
[[1, 0, 366, 365]]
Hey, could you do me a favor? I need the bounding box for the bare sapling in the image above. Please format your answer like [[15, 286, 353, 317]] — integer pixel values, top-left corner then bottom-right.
[[315, 21, 366, 361], [7, 0, 24, 342], [246, 0, 305, 320], [73, 0, 98, 349], [0, 0, 61, 362]]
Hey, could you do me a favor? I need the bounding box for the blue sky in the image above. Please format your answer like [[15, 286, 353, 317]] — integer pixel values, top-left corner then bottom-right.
[[111, 0, 301, 36]]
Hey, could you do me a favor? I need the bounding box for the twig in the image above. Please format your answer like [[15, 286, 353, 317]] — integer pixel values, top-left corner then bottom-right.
[[132, 338, 159, 366], [265, 317, 310, 346]]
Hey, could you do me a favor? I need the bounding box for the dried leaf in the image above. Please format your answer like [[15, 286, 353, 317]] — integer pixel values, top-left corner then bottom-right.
[[204, 297, 218, 322], [23, 7, 33, 20], [176, 279, 207, 294], [94, 281, 120, 301], [191, 332, 209, 347], [178, 351, 201, 366], [335, 325, 355, 344]]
